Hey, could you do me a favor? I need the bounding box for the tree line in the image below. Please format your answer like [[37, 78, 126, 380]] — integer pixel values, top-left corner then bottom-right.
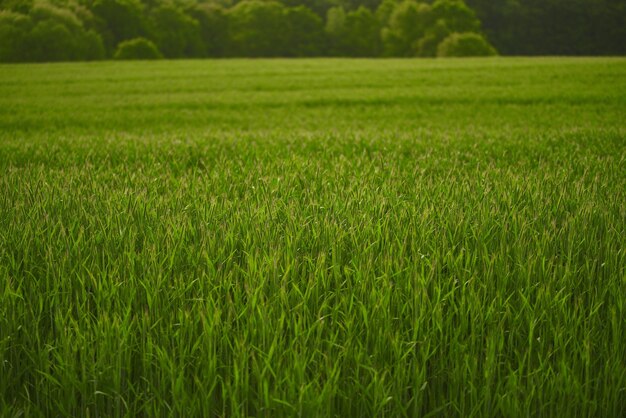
[[0, 0, 623, 62]]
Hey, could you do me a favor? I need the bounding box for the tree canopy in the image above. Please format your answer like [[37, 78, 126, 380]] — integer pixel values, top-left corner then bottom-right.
[[0, 0, 623, 62]]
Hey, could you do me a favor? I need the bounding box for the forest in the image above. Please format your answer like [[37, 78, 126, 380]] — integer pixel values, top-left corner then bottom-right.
[[0, 0, 625, 62]]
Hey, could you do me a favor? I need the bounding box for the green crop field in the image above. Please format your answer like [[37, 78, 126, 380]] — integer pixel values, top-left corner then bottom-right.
[[0, 58, 625, 417]]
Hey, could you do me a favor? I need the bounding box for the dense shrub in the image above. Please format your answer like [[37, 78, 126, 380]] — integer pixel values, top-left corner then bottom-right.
[[114, 37, 162, 59], [436, 32, 496, 57]]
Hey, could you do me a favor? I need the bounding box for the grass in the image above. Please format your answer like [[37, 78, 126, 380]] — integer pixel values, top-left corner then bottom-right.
[[0, 58, 625, 417]]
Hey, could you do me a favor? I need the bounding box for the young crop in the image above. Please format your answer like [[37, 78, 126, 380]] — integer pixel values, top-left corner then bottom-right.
[[0, 58, 624, 417]]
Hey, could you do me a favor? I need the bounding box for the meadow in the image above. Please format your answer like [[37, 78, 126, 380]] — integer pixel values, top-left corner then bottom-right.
[[0, 58, 625, 417]]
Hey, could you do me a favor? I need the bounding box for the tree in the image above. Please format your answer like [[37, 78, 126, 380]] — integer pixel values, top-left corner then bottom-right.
[[283, 5, 324, 56], [342, 6, 381, 56], [379, 0, 491, 57], [325, 6, 347, 56], [227, 0, 287, 57], [0, 0, 34, 14], [414, 18, 449, 56], [148, 4, 203, 58], [380, 0, 430, 56], [431, 0, 480, 33], [375, 0, 399, 26], [25, 1, 104, 61], [4, 0, 623, 60], [188, 2, 229, 57], [276, 0, 335, 18], [91, 0, 145, 54], [338, 0, 384, 13], [0, 10, 32, 62], [327, 5, 380, 56]]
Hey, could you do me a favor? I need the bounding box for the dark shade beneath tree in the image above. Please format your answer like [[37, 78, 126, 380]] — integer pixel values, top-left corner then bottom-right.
[[466, 0, 626, 55]]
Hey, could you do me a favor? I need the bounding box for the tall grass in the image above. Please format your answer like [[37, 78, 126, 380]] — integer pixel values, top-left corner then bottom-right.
[[0, 58, 625, 417]]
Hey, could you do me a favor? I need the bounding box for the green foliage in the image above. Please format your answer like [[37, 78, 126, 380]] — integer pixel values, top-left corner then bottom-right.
[[227, 0, 287, 56], [437, 31, 496, 57], [342, 6, 380, 56], [431, 0, 479, 33], [0, 1, 105, 62], [148, 3, 202, 58], [325, 5, 346, 55], [283, 5, 324, 56], [0, 0, 34, 14], [374, 0, 398, 25], [188, 3, 228, 57], [1, 0, 624, 61], [277, 0, 334, 17], [414, 18, 449, 56], [338, 0, 381, 13], [0, 58, 625, 417], [114, 36, 162, 59], [91, 0, 145, 53], [378, 0, 486, 57], [0, 10, 31, 61], [381, 0, 430, 56], [326, 5, 380, 56]]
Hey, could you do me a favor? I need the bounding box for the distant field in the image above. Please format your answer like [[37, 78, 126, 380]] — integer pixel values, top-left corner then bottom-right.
[[0, 58, 624, 417]]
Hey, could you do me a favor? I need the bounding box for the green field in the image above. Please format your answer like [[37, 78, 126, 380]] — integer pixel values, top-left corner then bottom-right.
[[1, 58, 625, 417]]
